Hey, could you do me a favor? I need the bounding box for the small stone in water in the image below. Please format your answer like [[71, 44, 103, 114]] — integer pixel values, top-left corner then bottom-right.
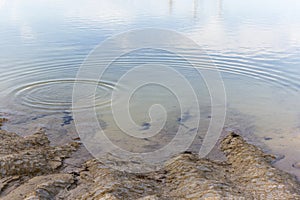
[[72, 137, 81, 141], [292, 162, 300, 169], [61, 115, 73, 126], [141, 122, 151, 130], [0, 118, 8, 127], [264, 137, 272, 140]]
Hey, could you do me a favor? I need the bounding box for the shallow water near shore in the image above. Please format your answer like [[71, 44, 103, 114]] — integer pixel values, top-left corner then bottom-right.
[[0, 0, 300, 178]]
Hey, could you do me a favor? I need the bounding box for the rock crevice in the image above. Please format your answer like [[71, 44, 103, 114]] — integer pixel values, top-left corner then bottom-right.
[[0, 128, 299, 199]]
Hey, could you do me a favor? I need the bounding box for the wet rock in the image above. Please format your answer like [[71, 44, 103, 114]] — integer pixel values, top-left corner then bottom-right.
[[141, 122, 151, 130], [221, 132, 300, 199], [0, 130, 300, 199], [264, 137, 272, 140], [65, 159, 163, 200], [164, 154, 246, 199], [293, 162, 300, 169], [0, 129, 79, 199], [61, 111, 74, 126], [0, 118, 7, 128], [0, 129, 79, 178], [271, 154, 285, 164], [63, 133, 300, 199], [3, 174, 75, 200]]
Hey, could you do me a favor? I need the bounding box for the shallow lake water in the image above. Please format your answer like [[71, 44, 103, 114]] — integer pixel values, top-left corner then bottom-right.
[[0, 0, 300, 176]]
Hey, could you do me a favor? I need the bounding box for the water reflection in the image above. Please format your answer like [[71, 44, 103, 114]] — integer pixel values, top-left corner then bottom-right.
[[169, 0, 173, 14], [0, 0, 300, 178]]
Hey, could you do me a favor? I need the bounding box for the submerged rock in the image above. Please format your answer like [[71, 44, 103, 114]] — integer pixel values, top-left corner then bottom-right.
[[0, 129, 299, 199], [0, 118, 7, 129], [293, 162, 300, 169]]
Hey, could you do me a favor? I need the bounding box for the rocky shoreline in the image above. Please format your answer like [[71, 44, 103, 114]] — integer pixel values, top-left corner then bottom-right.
[[0, 118, 299, 199]]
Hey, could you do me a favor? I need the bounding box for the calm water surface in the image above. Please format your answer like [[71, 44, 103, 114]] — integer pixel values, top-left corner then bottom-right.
[[0, 0, 300, 176]]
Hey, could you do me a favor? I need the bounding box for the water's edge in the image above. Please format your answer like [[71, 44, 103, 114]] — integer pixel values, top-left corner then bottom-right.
[[0, 118, 300, 199]]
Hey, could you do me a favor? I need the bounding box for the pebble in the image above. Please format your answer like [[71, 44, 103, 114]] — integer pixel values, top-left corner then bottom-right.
[[292, 162, 300, 169], [264, 137, 272, 141]]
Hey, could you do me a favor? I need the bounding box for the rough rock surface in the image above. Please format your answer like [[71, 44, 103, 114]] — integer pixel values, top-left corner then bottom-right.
[[0, 118, 7, 129], [0, 130, 79, 178], [0, 123, 299, 199], [0, 123, 79, 199], [221, 133, 300, 199]]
